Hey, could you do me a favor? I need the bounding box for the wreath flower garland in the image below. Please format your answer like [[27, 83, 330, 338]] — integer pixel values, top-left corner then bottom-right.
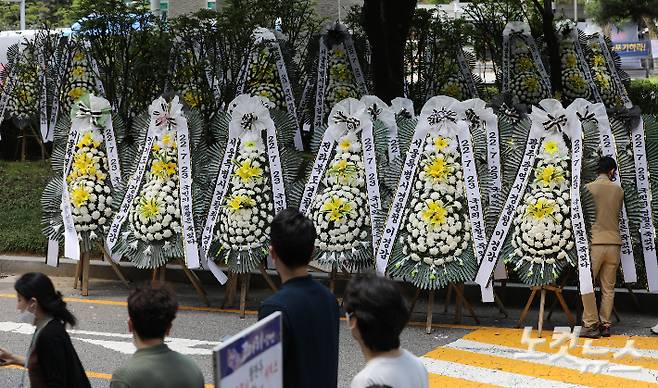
[[379, 96, 488, 292], [201, 94, 301, 278], [41, 93, 123, 259], [107, 96, 203, 269], [300, 98, 387, 271]]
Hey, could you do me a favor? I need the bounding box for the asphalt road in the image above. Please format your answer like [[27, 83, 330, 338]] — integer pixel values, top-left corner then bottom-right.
[[0, 275, 467, 388]]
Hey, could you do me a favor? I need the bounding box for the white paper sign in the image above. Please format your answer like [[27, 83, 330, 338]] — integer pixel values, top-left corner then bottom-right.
[[214, 312, 282, 388]]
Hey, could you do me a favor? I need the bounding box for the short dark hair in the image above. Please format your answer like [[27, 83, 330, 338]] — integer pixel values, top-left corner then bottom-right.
[[598, 156, 617, 174], [127, 284, 178, 340], [343, 276, 409, 352], [270, 207, 317, 268]]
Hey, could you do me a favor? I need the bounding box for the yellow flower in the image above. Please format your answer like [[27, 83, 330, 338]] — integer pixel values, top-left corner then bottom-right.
[[332, 47, 346, 58], [17, 90, 31, 104], [523, 76, 540, 91], [71, 66, 86, 78], [338, 137, 352, 151], [434, 136, 450, 152], [183, 90, 201, 108], [441, 82, 462, 98], [536, 165, 564, 187], [95, 171, 107, 181], [564, 54, 577, 67], [421, 200, 448, 226], [321, 197, 353, 222], [73, 51, 85, 62], [525, 198, 556, 219], [516, 56, 535, 72], [162, 133, 175, 148], [594, 72, 610, 89], [72, 153, 96, 176], [139, 198, 161, 220], [327, 159, 356, 183], [234, 160, 263, 183], [70, 185, 91, 208], [593, 54, 605, 67], [567, 73, 586, 89], [152, 143, 161, 152], [226, 195, 256, 211], [424, 157, 452, 182], [151, 159, 177, 179], [68, 87, 86, 101], [543, 140, 559, 155], [76, 132, 100, 149]]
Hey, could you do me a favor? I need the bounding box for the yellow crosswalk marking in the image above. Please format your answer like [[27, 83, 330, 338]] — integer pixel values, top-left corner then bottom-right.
[[463, 327, 658, 371], [425, 346, 658, 387], [429, 372, 500, 387]]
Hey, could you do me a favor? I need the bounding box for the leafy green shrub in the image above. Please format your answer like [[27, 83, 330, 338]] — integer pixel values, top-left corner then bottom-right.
[[0, 161, 51, 254], [628, 79, 658, 115]]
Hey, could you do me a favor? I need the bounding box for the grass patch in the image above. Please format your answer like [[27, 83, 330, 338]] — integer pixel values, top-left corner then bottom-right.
[[0, 161, 52, 254]]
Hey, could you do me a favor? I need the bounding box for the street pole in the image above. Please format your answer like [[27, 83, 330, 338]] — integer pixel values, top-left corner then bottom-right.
[[19, 0, 25, 30], [150, 0, 160, 17], [573, 0, 577, 22]]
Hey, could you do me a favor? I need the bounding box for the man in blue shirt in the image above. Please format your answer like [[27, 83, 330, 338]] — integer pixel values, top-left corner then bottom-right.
[[258, 208, 340, 388]]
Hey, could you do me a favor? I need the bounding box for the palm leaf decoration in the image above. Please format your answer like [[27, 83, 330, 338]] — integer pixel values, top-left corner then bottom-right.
[[41, 96, 127, 256], [2, 42, 40, 124], [111, 97, 206, 269], [203, 99, 304, 274]]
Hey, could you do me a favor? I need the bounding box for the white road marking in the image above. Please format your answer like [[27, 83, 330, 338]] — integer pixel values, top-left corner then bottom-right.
[[0, 321, 221, 356], [421, 357, 587, 388], [443, 338, 658, 383]]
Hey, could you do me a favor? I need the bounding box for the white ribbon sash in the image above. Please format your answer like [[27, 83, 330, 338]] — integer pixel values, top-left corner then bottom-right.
[[456, 122, 494, 302], [37, 46, 51, 142], [569, 130, 594, 294], [60, 125, 82, 261], [106, 129, 156, 256], [299, 132, 333, 215], [0, 54, 19, 140], [176, 117, 200, 269], [631, 118, 658, 292], [571, 99, 636, 283], [475, 123, 542, 288], [360, 121, 382, 255], [375, 131, 424, 275], [312, 39, 329, 133], [200, 136, 237, 284]]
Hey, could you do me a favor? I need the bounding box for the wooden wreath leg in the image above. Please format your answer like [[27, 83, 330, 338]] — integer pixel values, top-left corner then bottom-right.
[[426, 290, 435, 334], [81, 252, 91, 297], [517, 287, 538, 328], [73, 259, 82, 289], [538, 288, 547, 338], [625, 285, 641, 311], [453, 284, 463, 324], [239, 273, 250, 319], [444, 283, 453, 313], [222, 273, 237, 309], [329, 267, 337, 294], [493, 290, 509, 318], [178, 260, 209, 307], [455, 283, 480, 324], [409, 288, 422, 319], [259, 264, 278, 292], [550, 286, 575, 327], [151, 267, 159, 282], [98, 243, 130, 286], [159, 265, 167, 283]]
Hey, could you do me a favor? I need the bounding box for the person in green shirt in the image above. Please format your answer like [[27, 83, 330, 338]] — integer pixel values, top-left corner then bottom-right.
[[110, 284, 204, 388]]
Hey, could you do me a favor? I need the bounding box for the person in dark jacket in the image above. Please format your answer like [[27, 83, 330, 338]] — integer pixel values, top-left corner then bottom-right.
[[0, 272, 91, 388], [258, 208, 340, 388]]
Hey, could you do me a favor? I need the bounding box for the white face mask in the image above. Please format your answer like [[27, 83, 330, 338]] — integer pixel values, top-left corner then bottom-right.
[[17, 308, 35, 325]]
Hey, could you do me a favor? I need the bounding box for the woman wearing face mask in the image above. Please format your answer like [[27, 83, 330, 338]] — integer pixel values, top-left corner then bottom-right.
[[0, 272, 91, 388]]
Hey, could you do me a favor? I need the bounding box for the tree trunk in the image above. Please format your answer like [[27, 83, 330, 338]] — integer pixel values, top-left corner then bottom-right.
[[361, 0, 417, 103], [642, 16, 658, 39], [542, 0, 561, 94]]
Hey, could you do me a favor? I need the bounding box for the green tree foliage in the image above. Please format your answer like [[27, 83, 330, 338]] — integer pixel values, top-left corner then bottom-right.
[[587, 0, 658, 37]]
